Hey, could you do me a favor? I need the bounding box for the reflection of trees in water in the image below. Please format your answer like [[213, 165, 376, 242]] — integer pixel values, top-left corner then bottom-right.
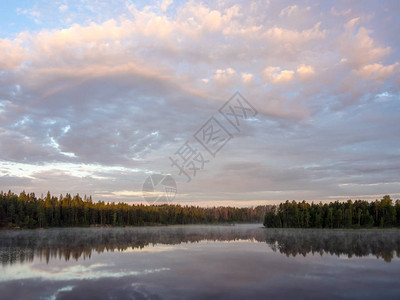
[[1, 226, 399, 265], [0, 226, 260, 265], [265, 229, 400, 263]]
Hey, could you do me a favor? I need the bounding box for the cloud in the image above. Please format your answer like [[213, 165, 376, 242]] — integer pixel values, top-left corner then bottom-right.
[[339, 18, 391, 69], [355, 62, 399, 81], [265, 22, 326, 43], [0, 0, 399, 203], [204, 10, 222, 31], [59, 4, 68, 13], [279, 5, 298, 17], [330, 7, 352, 16], [161, 0, 173, 12], [241, 73, 253, 83], [213, 68, 236, 80], [264, 67, 295, 84], [297, 64, 315, 76], [0, 38, 26, 70]]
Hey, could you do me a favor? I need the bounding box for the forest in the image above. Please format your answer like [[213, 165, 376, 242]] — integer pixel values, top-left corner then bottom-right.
[[2, 191, 399, 229], [0, 190, 266, 228], [264, 195, 400, 228]]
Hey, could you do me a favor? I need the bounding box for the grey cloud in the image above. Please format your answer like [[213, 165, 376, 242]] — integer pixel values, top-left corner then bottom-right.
[[0, 0, 399, 203]]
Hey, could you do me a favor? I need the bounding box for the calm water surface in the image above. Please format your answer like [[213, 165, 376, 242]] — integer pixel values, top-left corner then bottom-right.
[[1, 224, 400, 299]]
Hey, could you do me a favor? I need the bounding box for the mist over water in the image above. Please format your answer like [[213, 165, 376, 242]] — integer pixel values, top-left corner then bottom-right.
[[1, 225, 400, 265], [1, 224, 400, 299]]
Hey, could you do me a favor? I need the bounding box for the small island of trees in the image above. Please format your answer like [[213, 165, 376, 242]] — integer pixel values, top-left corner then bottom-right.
[[264, 195, 400, 228]]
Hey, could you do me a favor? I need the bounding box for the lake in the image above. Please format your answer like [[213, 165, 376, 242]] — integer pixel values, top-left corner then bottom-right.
[[1, 224, 400, 299]]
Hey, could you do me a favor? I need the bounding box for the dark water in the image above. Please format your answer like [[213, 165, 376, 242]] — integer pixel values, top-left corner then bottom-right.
[[1, 225, 400, 299]]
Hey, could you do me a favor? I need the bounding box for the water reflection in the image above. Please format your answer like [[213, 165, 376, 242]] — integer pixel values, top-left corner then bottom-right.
[[1, 225, 400, 265], [265, 229, 400, 262]]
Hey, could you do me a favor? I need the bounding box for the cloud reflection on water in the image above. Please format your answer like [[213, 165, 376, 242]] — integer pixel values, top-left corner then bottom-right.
[[0, 225, 400, 299]]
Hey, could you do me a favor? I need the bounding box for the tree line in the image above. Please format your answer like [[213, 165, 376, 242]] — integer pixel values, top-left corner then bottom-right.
[[264, 195, 400, 228], [0, 190, 266, 228]]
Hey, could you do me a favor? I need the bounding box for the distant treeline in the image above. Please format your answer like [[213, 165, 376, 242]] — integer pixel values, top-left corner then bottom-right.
[[264, 195, 400, 228], [0, 191, 266, 228]]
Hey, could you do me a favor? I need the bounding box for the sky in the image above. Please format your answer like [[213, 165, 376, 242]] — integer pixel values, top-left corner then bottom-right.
[[0, 0, 399, 206]]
